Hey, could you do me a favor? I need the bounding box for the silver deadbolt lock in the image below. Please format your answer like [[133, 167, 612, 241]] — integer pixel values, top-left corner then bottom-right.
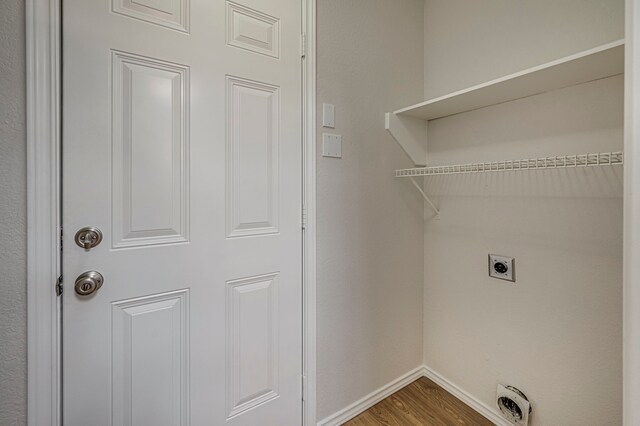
[[74, 271, 104, 296], [75, 226, 103, 250]]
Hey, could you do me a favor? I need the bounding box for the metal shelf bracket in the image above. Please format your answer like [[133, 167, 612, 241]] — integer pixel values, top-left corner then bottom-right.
[[408, 176, 439, 217]]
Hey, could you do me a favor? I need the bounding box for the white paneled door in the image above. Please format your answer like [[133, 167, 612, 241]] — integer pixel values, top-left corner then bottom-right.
[[62, 0, 302, 424]]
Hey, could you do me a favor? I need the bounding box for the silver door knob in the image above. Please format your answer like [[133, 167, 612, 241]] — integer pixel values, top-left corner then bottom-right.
[[74, 226, 103, 250], [74, 271, 104, 296]]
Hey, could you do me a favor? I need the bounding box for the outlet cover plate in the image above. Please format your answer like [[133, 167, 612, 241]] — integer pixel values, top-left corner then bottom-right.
[[489, 254, 515, 282], [322, 133, 342, 158], [322, 103, 335, 128]]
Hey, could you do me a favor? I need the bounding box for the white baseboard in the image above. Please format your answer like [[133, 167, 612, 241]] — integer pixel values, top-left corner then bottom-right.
[[422, 365, 512, 426], [317, 366, 425, 426], [317, 364, 513, 426]]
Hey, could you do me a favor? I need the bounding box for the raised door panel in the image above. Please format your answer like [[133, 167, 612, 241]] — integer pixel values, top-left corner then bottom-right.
[[112, 51, 190, 249], [226, 76, 280, 238], [113, 0, 189, 32], [226, 1, 280, 58], [112, 289, 190, 426], [226, 273, 279, 418]]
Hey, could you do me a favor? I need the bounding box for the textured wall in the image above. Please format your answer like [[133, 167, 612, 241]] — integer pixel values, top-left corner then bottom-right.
[[316, 0, 425, 420], [424, 0, 624, 98], [0, 0, 27, 425]]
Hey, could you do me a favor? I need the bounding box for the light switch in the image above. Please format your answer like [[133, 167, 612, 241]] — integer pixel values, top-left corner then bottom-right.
[[322, 103, 335, 128], [322, 133, 342, 158]]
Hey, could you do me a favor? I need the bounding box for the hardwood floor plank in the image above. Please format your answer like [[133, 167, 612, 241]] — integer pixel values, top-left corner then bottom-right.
[[343, 377, 494, 426]]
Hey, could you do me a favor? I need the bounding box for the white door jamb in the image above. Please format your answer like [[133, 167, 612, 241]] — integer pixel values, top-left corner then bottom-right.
[[302, 0, 317, 424], [624, 1, 640, 424], [26, 0, 62, 424]]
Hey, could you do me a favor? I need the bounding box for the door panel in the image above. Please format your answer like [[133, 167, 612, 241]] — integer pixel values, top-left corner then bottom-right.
[[113, 0, 189, 32], [226, 2, 280, 58], [63, 0, 302, 424], [226, 273, 279, 418], [111, 290, 190, 426], [111, 51, 190, 248], [226, 76, 280, 237]]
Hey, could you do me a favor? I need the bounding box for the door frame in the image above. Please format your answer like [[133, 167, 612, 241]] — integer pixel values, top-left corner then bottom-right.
[[624, 0, 640, 424], [25, 0, 317, 424]]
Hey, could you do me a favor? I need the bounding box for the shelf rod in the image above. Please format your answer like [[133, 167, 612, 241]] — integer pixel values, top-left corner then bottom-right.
[[395, 152, 623, 178], [409, 177, 439, 216]]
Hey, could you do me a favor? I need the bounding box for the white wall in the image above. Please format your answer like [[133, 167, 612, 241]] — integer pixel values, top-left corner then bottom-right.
[[424, 0, 625, 98], [316, 0, 425, 420], [0, 0, 27, 425], [423, 2, 624, 424]]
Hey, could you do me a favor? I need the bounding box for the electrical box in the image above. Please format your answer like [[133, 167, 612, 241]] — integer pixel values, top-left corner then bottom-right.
[[489, 254, 515, 282]]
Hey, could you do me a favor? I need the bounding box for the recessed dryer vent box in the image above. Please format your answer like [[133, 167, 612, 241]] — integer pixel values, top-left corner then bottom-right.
[[497, 384, 531, 425], [489, 254, 515, 282]]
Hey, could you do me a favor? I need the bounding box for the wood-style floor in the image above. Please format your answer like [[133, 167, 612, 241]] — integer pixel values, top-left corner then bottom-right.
[[343, 377, 494, 426]]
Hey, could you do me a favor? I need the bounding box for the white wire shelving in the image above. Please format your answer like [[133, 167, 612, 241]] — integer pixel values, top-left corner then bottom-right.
[[396, 152, 624, 217], [396, 152, 623, 178]]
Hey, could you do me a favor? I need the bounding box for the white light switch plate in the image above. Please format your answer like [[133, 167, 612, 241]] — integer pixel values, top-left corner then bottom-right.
[[488, 254, 515, 282], [322, 103, 335, 128], [322, 133, 342, 158]]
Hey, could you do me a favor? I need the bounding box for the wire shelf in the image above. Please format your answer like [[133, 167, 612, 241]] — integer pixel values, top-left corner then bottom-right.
[[395, 152, 624, 178]]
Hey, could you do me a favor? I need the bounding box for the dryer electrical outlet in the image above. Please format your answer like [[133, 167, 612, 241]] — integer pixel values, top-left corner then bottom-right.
[[489, 254, 515, 282]]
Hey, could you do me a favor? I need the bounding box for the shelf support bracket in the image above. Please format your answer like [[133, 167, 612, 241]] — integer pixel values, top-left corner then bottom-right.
[[385, 112, 427, 166], [409, 177, 439, 217]]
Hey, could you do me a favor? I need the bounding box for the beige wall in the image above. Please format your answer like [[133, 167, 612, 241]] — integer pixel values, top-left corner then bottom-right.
[[0, 0, 27, 425], [316, 0, 425, 420], [424, 0, 624, 98], [423, 1, 624, 424]]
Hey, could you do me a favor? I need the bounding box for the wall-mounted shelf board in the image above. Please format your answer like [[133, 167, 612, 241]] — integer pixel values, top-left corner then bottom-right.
[[394, 39, 624, 121]]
